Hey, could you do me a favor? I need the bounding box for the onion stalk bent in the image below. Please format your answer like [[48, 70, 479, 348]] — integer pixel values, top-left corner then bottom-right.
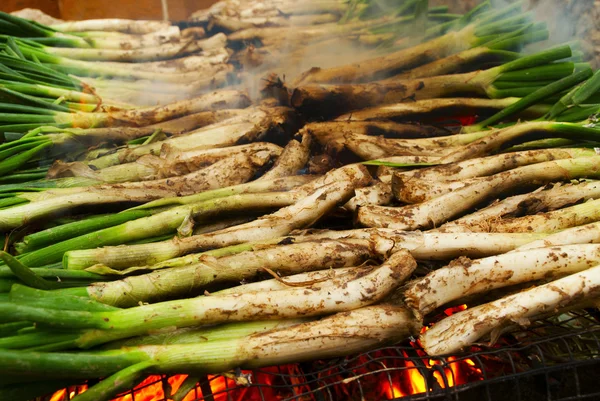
[[259, 133, 311, 180]]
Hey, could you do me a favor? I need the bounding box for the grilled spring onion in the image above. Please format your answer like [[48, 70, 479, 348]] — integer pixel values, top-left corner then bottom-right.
[[405, 244, 600, 318], [2, 33, 228, 63], [516, 221, 600, 250], [0, 151, 275, 233], [357, 156, 600, 231], [438, 181, 600, 232], [50, 238, 385, 306], [49, 19, 171, 34], [83, 229, 546, 276], [63, 178, 368, 270], [0, 304, 419, 401], [292, 3, 528, 84], [0, 12, 179, 50], [0, 250, 416, 351], [4, 178, 310, 270], [84, 107, 286, 170], [45, 142, 283, 184], [383, 24, 548, 80], [0, 89, 251, 133], [335, 97, 548, 123], [439, 197, 600, 234], [0, 97, 257, 180], [392, 149, 598, 204], [392, 148, 596, 185], [291, 46, 574, 117], [420, 263, 600, 355]]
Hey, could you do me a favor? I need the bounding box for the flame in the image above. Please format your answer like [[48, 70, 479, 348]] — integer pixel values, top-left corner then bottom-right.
[[49, 389, 66, 401], [49, 385, 89, 401], [48, 355, 484, 401], [382, 382, 405, 399]]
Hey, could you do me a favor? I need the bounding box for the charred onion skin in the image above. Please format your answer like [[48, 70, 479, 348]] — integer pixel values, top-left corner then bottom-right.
[[291, 77, 481, 118]]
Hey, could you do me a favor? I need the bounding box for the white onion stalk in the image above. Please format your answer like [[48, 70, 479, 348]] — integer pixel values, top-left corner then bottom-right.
[[439, 181, 600, 232], [74, 63, 233, 88], [259, 133, 311, 180], [49, 143, 282, 184], [138, 229, 545, 274], [213, 266, 373, 296], [70, 26, 182, 44], [228, 19, 382, 47], [406, 244, 600, 318], [307, 121, 453, 157], [516, 222, 600, 250], [211, 13, 338, 32], [343, 133, 455, 160], [85, 240, 381, 306], [279, 228, 545, 259], [394, 148, 594, 184], [298, 229, 544, 261], [50, 20, 171, 34], [131, 163, 367, 215], [50, 28, 182, 50], [105, 89, 251, 127], [420, 264, 600, 355], [363, 155, 442, 165], [45, 35, 226, 62], [357, 157, 600, 230], [64, 178, 368, 270], [87, 108, 286, 169], [0, 153, 271, 232], [441, 198, 600, 234], [335, 98, 545, 122], [41, 109, 249, 146], [98, 51, 230, 74], [394, 152, 598, 204]]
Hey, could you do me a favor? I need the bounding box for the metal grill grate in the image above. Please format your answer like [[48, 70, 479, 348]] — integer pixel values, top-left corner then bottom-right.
[[51, 310, 600, 401]]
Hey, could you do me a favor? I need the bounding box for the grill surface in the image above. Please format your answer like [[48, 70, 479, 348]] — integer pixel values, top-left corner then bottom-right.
[[52, 311, 600, 401]]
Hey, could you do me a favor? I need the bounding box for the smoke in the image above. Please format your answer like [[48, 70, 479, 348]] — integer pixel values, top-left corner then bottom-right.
[[436, 0, 597, 61], [231, 18, 385, 100], [525, 0, 597, 63]]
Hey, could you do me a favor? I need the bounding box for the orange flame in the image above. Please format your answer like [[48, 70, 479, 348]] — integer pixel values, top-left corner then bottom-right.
[[382, 382, 405, 399]]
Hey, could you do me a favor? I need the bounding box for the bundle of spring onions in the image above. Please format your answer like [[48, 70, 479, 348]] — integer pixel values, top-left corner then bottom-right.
[[1, 1, 600, 400]]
